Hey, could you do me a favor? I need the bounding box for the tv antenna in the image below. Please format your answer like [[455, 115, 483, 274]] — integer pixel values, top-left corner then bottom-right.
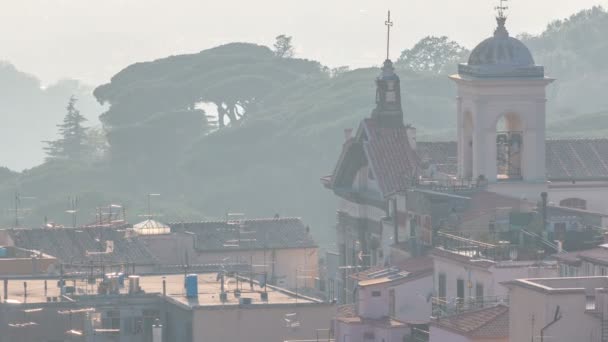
[[9, 192, 36, 228], [65, 196, 78, 228]]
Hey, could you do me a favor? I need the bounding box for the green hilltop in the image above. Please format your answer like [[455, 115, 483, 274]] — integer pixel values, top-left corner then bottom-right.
[[1, 7, 608, 248]]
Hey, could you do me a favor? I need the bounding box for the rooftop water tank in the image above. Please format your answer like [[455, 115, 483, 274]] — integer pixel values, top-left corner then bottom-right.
[[185, 274, 198, 298]]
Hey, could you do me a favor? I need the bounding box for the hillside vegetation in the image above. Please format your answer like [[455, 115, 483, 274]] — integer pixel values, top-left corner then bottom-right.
[[0, 7, 607, 247]]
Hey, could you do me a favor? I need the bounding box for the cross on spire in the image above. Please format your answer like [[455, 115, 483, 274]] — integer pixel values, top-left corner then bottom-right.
[[495, 0, 508, 19], [384, 10, 394, 60]]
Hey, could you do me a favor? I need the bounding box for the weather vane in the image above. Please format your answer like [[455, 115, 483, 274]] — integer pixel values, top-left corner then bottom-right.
[[385, 10, 394, 60], [495, 0, 508, 19]]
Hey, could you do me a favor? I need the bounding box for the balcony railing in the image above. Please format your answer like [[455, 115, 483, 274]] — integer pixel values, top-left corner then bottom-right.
[[431, 295, 509, 318]]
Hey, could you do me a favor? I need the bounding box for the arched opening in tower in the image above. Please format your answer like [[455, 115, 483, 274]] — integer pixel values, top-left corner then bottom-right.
[[496, 113, 523, 181]]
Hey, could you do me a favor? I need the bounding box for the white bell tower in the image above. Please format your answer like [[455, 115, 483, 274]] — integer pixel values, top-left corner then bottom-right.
[[450, 11, 554, 185]]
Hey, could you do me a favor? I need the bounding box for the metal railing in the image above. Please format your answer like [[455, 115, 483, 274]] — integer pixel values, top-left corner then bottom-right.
[[431, 295, 509, 318]]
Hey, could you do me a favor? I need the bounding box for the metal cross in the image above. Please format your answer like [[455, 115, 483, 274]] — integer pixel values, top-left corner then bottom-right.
[[495, 0, 508, 18], [385, 10, 394, 60]]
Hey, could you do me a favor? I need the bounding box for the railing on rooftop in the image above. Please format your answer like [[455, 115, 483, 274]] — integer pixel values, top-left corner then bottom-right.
[[431, 295, 509, 319], [436, 231, 514, 262], [414, 177, 487, 194]]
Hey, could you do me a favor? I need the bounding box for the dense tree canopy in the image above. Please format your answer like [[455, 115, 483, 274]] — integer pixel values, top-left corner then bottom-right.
[[396, 36, 470, 74], [0, 7, 607, 244], [44, 96, 89, 161]]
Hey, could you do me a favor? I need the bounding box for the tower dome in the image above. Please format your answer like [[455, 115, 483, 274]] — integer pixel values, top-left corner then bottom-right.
[[458, 17, 544, 78]]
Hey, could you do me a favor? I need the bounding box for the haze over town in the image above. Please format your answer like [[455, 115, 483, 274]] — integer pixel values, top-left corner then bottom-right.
[[1, 0, 606, 84], [2, 1, 608, 341]]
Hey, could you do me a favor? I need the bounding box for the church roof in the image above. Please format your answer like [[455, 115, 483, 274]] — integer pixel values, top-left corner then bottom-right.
[[362, 119, 420, 194], [458, 17, 544, 78], [418, 138, 608, 181], [327, 118, 419, 199]]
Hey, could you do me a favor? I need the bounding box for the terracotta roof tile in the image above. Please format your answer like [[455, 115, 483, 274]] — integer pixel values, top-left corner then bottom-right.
[[169, 217, 316, 251], [362, 119, 419, 195], [432, 305, 509, 338]]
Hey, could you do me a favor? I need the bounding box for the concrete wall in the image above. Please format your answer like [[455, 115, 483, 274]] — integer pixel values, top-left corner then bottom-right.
[[509, 285, 600, 342], [335, 320, 410, 342], [430, 325, 471, 342], [549, 182, 608, 216], [358, 284, 390, 319], [192, 303, 335, 342], [434, 254, 558, 302], [393, 275, 433, 323], [0, 257, 57, 275], [434, 256, 494, 301]]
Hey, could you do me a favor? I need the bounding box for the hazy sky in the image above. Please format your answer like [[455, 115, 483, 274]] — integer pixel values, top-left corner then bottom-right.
[[1, 0, 606, 85]]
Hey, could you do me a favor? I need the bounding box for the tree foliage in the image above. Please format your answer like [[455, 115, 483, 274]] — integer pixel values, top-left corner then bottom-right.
[[43, 96, 90, 161], [273, 35, 294, 58], [396, 36, 469, 74]]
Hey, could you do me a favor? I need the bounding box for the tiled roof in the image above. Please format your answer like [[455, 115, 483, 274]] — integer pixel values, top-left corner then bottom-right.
[[417, 138, 608, 180], [7, 227, 156, 265], [432, 305, 509, 338], [336, 305, 408, 328], [168, 217, 317, 251], [350, 256, 433, 282], [361, 119, 419, 195]]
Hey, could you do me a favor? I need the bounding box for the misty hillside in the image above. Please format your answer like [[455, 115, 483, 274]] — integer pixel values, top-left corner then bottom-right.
[[0, 62, 103, 170], [0, 7, 607, 247]]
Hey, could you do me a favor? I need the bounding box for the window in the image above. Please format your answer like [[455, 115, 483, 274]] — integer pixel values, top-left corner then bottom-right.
[[438, 273, 446, 299], [457, 279, 465, 303], [560, 198, 587, 210], [476, 283, 484, 304], [372, 290, 382, 297]]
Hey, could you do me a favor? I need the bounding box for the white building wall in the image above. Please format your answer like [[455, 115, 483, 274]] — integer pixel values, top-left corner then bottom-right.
[[358, 284, 390, 319], [509, 286, 600, 342], [393, 275, 433, 323], [434, 256, 494, 301], [548, 183, 608, 216], [429, 326, 472, 342]]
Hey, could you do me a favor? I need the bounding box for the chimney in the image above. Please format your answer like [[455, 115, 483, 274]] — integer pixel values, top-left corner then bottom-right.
[[344, 128, 353, 141], [406, 126, 417, 150]]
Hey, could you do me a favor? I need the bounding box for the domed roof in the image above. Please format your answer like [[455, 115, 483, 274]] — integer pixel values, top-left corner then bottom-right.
[[458, 17, 544, 78], [468, 17, 534, 67]]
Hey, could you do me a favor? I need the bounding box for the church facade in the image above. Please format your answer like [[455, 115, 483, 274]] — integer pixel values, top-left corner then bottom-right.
[[323, 12, 608, 304]]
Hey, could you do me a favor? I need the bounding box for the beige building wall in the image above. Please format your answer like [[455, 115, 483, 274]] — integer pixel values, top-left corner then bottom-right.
[[0, 257, 57, 275], [142, 234, 318, 289], [192, 304, 335, 342], [549, 181, 608, 216], [509, 285, 600, 342]]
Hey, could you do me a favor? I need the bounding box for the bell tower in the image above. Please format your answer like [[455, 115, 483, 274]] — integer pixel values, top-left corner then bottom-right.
[[372, 11, 404, 126], [450, 6, 553, 184]]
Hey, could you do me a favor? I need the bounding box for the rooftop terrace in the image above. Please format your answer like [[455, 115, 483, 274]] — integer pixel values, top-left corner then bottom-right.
[[1, 273, 321, 308]]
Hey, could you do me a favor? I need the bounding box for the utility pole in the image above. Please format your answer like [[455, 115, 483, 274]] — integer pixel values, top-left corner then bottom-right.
[[147, 194, 161, 219]]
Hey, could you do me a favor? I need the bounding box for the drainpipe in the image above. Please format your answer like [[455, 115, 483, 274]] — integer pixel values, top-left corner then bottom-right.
[[541, 192, 548, 231], [393, 198, 399, 245]]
